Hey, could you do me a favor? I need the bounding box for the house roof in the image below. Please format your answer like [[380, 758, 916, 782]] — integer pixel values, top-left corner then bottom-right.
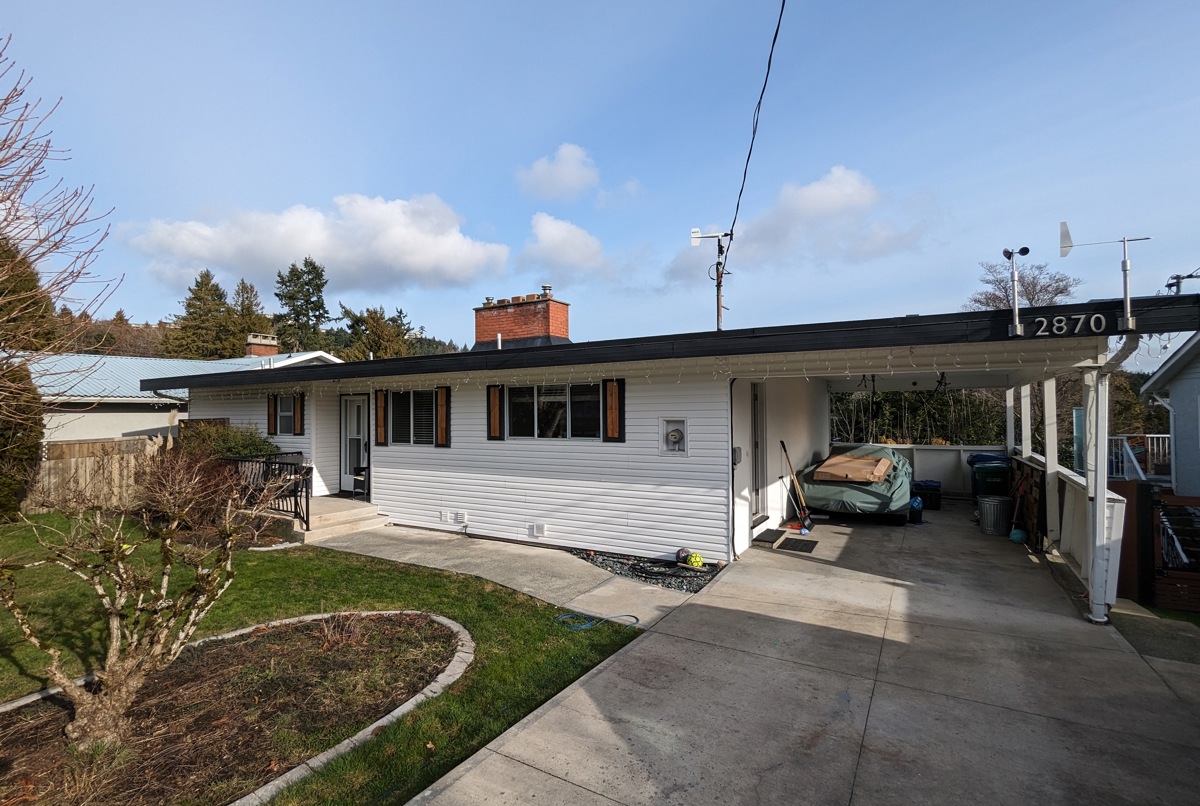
[[141, 294, 1200, 393], [34, 351, 341, 402], [1140, 330, 1200, 395]]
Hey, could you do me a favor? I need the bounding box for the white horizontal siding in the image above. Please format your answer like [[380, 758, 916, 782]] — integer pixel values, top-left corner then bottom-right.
[[370, 372, 732, 561], [188, 388, 316, 467]]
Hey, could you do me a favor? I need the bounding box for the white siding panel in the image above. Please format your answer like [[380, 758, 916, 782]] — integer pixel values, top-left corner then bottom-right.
[[370, 373, 733, 561], [311, 392, 340, 496]]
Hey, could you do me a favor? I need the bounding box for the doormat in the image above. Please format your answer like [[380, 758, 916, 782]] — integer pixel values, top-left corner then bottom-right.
[[776, 537, 817, 553], [752, 529, 786, 547]]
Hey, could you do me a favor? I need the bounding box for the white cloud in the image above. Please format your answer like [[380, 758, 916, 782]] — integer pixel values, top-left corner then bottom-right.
[[518, 212, 609, 279], [127, 193, 509, 296], [517, 143, 600, 201], [733, 165, 924, 265]]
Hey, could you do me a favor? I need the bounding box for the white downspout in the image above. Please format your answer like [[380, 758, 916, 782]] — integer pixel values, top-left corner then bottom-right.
[[1087, 335, 1140, 624], [1005, 388, 1016, 455]]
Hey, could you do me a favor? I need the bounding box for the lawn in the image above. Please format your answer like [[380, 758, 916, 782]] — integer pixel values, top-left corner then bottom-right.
[[0, 516, 639, 804]]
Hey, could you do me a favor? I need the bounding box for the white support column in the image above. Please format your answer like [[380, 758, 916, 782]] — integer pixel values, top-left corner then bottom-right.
[[1019, 384, 1032, 459], [1085, 367, 1112, 624], [1005, 388, 1016, 455], [1042, 376, 1061, 548]]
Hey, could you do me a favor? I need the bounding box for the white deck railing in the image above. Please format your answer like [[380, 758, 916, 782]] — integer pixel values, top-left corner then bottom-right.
[[1108, 434, 1171, 480]]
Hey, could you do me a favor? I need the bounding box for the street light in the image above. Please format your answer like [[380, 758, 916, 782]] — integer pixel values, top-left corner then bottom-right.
[[691, 228, 732, 330], [1003, 246, 1030, 336]]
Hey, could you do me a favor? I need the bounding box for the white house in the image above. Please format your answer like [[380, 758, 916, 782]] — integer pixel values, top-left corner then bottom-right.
[[143, 292, 1200, 626], [33, 335, 340, 442], [1141, 330, 1200, 496]]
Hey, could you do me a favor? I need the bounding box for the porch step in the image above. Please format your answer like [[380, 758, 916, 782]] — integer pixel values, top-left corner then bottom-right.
[[300, 514, 390, 543], [292, 497, 389, 542], [752, 528, 787, 549]]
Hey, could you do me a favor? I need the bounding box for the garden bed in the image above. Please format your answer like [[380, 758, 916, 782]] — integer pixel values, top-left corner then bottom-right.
[[0, 613, 458, 805]]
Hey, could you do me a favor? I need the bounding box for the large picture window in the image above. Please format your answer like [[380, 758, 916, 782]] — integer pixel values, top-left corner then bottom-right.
[[504, 383, 600, 439], [389, 387, 451, 447]]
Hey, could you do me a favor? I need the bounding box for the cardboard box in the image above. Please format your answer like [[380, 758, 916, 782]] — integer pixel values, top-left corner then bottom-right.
[[814, 455, 892, 483]]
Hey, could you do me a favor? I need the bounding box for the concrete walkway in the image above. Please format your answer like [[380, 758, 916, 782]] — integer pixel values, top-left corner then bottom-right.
[[311, 526, 693, 627], [337, 504, 1200, 806]]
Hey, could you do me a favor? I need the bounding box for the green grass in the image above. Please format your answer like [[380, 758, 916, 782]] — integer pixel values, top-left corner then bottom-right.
[[1149, 606, 1200, 630], [1, 517, 639, 803]]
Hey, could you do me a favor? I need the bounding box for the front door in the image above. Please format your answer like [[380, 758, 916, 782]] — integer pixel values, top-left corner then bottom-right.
[[341, 395, 369, 492]]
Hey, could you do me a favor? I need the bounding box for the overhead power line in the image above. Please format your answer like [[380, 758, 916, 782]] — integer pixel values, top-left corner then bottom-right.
[[725, 0, 787, 267]]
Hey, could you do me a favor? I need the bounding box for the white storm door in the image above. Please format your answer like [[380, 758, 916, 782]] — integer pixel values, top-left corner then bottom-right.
[[341, 395, 369, 491]]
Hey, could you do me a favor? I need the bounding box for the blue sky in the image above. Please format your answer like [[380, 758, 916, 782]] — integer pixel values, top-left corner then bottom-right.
[[5, 1, 1198, 364]]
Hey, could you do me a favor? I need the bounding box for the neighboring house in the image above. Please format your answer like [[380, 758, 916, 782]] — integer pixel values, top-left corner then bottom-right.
[[143, 292, 1200, 568], [33, 334, 341, 442], [1141, 330, 1200, 496]]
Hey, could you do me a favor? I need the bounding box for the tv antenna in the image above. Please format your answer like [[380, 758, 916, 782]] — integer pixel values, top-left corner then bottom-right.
[[691, 228, 732, 330], [1166, 267, 1200, 295], [1060, 222, 1150, 331]]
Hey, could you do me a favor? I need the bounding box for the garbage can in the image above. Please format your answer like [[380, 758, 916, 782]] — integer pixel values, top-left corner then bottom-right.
[[973, 463, 1011, 499], [978, 495, 1014, 536], [967, 453, 1011, 501]]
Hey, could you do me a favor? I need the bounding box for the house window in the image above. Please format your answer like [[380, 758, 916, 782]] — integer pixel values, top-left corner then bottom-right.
[[277, 395, 296, 435], [267, 393, 304, 436], [502, 383, 603, 439], [389, 387, 451, 447]]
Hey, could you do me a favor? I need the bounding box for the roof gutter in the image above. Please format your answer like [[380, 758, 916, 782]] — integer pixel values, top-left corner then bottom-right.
[[153, 390, 188, 404]]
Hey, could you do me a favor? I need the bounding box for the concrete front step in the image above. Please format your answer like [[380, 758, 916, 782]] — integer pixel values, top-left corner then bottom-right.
[[298, 514, 391, 543]]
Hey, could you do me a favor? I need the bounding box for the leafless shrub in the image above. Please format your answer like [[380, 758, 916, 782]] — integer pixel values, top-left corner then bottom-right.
[[0, 444, 293, 750]]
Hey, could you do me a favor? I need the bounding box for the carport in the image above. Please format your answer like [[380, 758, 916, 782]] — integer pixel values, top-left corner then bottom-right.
[[724, 294, 1200, 624]]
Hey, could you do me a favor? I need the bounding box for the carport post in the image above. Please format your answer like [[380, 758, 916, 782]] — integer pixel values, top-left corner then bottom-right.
[[1042, 376, 1060, 548], [1019, 384, 1032, 458], [1085, 366, 1112, 624], [1005, 388, 1016, 454]]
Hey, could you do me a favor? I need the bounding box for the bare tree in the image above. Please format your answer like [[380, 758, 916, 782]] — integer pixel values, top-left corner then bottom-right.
[[0, 35, 115, 430], [0, 446, 293, 749], [965, 261, 1083, 311]]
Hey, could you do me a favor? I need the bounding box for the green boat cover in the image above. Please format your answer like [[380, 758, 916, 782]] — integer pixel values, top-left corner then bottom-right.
[[799, 444, 913, 515]]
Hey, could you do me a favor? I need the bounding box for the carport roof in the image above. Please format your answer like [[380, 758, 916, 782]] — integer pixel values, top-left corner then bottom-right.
[[141, 294, 1200, 393]]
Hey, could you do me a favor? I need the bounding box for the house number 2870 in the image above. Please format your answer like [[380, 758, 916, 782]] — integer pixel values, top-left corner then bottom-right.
[[1029, 313, 1108, 336]]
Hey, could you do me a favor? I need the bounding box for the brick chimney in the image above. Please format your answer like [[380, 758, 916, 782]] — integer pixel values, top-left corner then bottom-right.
[[472, 286, 569, 350], [245, 333, 280, 357]]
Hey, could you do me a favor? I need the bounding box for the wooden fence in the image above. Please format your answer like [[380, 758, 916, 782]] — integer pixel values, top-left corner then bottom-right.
[[22, 436, 160, 514]]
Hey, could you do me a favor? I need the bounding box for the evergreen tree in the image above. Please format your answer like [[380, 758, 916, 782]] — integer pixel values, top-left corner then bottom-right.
[[274, 256, 332, 352], [161, 270, 236, 359], [230, 278, 274, 350], [337, 305, 421, 361]]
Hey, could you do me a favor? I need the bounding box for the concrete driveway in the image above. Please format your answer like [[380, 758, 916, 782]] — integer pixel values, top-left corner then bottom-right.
[[401, 503, 1200, 805]]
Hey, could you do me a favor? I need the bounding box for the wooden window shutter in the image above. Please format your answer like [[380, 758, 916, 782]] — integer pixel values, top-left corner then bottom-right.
[[293, 393, 305, 436], [375, 390, 389, 445], [602, 379, 625, 443], [435, 386, 451, 447], [486, 385, 505, 440], [266, 394, 277, 435]]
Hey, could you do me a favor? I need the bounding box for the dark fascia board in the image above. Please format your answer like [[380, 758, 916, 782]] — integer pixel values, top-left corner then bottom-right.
[[141, 294, 1200, 391]]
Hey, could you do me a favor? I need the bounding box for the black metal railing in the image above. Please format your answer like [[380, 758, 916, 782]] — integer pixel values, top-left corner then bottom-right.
[[222, 452, 312, 531]]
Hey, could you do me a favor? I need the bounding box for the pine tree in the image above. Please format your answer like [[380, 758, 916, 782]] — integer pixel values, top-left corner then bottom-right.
[[229, 279, 273, 352], [161, 270, 236, 359], [337, 305, 421, 361], [274, 257, 332, 353]]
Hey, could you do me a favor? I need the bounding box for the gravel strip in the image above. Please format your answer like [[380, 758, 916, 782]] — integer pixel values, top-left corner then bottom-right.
[[567, 549, 722, 593]]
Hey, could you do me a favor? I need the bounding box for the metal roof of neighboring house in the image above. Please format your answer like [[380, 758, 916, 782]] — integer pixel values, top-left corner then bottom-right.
[[1140, 330, 1200, 395], [140, 294, 1200, 393], [33, 351, 341, 402]]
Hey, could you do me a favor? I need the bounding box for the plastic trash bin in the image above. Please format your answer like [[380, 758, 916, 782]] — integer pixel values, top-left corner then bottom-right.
[[978, 495, 1014, 535], [973, 463, 1011, 499]]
